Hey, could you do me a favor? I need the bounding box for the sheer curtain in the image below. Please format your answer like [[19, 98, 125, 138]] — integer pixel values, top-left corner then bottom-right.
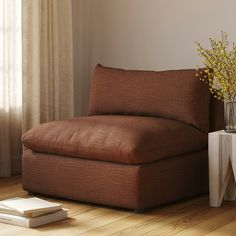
[[22, 0, 75, 132], [0, 0, 74, 176], [0, 0, 22, 176]]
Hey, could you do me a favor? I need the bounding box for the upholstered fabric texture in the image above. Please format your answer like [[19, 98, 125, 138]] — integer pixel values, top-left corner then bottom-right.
[[88, 65, 211, 132], [22, 149, 208, 210], [209, 97, 224, 131], [22, 115, 207, 165]]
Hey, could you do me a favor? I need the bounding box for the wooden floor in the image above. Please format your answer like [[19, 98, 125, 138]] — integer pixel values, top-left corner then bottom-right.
[[1, 177, 236, 236]]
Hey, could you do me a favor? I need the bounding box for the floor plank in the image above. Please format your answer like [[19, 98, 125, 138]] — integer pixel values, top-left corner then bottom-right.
[[204, 219, 236, 236], [0, 177, 236, 236]]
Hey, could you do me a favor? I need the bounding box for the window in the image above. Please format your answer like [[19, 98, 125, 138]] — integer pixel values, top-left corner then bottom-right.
[[0, 0, 22, 110]]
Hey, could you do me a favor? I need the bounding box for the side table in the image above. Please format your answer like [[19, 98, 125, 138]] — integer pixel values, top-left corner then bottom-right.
[[209, 130, 236, 207]]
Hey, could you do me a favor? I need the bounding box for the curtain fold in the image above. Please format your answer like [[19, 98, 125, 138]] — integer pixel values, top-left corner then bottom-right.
[[22, 0, 75, 132], [0, 0, 22, 177], [0, 0, 74, 176]]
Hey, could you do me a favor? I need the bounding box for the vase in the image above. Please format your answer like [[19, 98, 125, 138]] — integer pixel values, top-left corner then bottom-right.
[[224, 100, 236, 133]]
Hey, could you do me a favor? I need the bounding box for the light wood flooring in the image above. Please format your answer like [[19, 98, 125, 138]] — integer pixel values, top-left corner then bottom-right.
[[1, 176, 236, 236]]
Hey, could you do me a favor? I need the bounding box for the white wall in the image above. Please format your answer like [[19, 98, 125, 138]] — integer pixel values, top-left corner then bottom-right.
[[73, 0, 236, 115]]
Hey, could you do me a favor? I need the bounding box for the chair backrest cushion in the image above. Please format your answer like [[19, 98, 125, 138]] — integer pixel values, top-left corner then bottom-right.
[[88, 64, 211, 132], [209, 96, 224, 131]]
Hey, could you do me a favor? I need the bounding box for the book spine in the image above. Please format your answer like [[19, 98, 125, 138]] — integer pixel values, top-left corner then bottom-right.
[[0, 213, 29, 227]]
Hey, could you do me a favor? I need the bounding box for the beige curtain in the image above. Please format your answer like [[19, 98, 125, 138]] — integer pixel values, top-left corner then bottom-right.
[[0, 0, 22, 177], [0, 0, 74, 176], [22, 0, 75, 132]]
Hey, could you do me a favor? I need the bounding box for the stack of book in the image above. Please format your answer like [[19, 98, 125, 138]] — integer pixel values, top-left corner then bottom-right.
[[0, 197, 68, 228]]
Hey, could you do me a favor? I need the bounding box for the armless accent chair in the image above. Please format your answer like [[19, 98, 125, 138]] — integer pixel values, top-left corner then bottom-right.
[[22, 65, 224, 211]]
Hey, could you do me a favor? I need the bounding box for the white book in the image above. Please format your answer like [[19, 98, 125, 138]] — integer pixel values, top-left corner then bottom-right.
[[0, 204, 59, 218], [0, 209, 68, 228], [0, 197, 62, 215]]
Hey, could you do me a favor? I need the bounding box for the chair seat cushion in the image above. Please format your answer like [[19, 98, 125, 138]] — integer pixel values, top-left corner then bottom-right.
[[22, 115, 207, 165]]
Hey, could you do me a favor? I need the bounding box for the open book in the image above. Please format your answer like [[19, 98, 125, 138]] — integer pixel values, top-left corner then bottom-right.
[[0, 197, 62, 217]]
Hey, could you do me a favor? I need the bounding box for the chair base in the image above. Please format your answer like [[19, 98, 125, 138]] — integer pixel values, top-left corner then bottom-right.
[[22, 149, 208, 210]]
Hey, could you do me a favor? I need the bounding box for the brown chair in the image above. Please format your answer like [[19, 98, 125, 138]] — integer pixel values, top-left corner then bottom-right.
[[22, 65, 224, 211]]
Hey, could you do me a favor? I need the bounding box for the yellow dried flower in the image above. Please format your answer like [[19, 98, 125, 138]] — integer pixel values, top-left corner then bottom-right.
[[195, 31, 236, 101]]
